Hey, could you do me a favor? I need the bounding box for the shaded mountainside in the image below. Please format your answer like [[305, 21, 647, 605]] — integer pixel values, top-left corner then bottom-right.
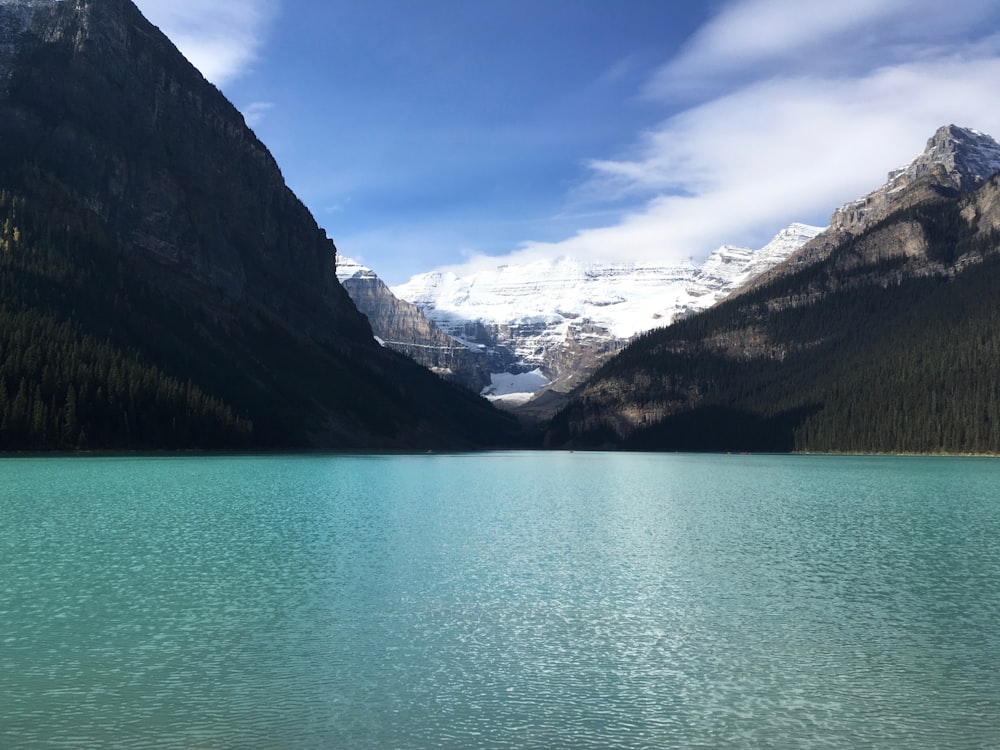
[[0, 0, 519, 450], [336, 256, 496, 393], [548, 127, 1000, 454]]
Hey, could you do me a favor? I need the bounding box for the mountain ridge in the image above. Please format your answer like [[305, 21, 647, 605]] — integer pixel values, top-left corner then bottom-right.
[[0, 0, 519, 450], [385, 223, 821, 410], [751, 125, 1000, 288], [547, 124, 1000, 453]]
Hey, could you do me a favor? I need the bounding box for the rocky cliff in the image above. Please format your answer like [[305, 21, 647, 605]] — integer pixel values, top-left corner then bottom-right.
[[337, 257, 495, 392], [0, 0, 518, 449]]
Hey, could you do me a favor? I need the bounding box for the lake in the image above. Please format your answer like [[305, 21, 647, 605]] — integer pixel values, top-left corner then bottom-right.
[[2, 452, 999, 748]]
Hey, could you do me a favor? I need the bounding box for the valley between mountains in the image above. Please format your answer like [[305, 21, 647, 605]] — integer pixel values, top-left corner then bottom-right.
[[2, 0, 1000, 454], [340, 223, 823, 419], [343, 124, 1000, 453]]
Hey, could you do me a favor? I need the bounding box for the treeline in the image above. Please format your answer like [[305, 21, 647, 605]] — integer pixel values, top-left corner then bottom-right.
[[553, 194, 1000, 454], [0, 309, 251, 450], [0, 180, 254, 449]]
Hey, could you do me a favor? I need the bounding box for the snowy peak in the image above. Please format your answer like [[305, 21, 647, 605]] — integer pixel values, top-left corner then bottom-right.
[[395, 225, 825, 346], [833, 125, 1000, 233], [394, 224, 823, 343], [395, 255, 704, 341], [757, 222, 826, 263], [335, 255, 378, 282], [689, 223, 824, 303], [891, 124, 1000, 192], [391, 224, 823, 409]]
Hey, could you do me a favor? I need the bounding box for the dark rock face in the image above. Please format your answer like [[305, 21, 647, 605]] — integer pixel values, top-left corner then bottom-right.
[[0, 0, 364, 342], [0, 0, 518, 449]]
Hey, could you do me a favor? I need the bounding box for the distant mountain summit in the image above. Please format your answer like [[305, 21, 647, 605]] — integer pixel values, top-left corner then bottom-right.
[[900, 124, 1000, 188], [549, 125, 1000, 454], [833, 125, 1000, 233], [388, 224, 821, 414], [764, 125, 1000, 281]]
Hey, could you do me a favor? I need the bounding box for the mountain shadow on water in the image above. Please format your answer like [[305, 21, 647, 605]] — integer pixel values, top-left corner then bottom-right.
[[599, 405, 820, 453]]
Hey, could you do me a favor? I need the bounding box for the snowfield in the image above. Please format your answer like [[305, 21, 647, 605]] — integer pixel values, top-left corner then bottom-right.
[[393, 223, 823, 347]]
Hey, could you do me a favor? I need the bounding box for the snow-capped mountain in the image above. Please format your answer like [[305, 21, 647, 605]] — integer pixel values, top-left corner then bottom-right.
[[336, 256, 496, 393], [390, 223, 822, 408], [833, 125, 1000, 233], [341, 124, 1000, 417]]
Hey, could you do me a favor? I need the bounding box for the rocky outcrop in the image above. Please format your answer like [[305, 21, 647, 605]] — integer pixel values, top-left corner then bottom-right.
[[337, 257, 495, 392], [832, 125, 1000, 233], [756, 125, 1000, 283]]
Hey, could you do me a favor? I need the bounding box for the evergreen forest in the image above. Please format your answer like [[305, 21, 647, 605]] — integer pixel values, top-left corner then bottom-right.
[[550, 196, 1000, 454], [0, 169, 515, 451]]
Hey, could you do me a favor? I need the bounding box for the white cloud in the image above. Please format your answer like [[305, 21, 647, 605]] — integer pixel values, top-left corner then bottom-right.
[[424, 1, 1000, 279], [243, 101, 275, 127], [133, 1, 279, 85], [645, 0, 999, 98]]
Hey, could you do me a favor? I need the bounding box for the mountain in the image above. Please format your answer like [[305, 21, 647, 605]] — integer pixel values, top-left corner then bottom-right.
[[336, 256, 495, 392], [756, 125, 1000, 282], [392, 224, 821, 413], [547, 125, 1000, 454], [0, 0, 518, 450]]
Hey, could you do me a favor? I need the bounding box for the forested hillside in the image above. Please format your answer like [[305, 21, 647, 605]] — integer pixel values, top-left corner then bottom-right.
[[548, 183, 1000, 454], [0, 174, 518, 450], [0, 184, 255, 450], [0, 0, 519, 451]]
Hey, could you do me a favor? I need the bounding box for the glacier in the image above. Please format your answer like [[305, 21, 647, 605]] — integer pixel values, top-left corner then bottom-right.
[[389, 223, 824, 405]]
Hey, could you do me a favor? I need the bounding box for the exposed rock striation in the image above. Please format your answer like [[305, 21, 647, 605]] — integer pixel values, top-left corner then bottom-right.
[[337, 256, 495, 392]]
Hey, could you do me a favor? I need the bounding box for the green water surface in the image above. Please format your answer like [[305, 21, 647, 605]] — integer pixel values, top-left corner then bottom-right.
[[1, 452, 998, 748]]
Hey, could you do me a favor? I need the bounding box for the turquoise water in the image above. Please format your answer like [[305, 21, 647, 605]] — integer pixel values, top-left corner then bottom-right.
[[1, 452, 999, 748]]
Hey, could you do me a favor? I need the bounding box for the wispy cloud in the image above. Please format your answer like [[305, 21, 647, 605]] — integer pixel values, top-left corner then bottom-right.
[[435, 0, 1000, 275], [242, 101, 275, 128], [645, 0, 1000, 98], [133, 1, 279, 86]]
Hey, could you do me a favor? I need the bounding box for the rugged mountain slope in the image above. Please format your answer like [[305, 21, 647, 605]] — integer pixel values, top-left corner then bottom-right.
[[392, 224, 821, 407], [0, 0, 518, 450], [336, 257, 495, 392], [548, 126, 1000, 454], [754, 125, 1000, 285]]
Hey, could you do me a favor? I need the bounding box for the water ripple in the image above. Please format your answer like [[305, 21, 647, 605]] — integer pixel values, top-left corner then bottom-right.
[[1, 453, 999, 748]]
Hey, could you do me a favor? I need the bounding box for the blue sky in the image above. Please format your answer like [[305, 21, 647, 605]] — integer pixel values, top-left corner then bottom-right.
[[134, 0, 1000, 285]]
